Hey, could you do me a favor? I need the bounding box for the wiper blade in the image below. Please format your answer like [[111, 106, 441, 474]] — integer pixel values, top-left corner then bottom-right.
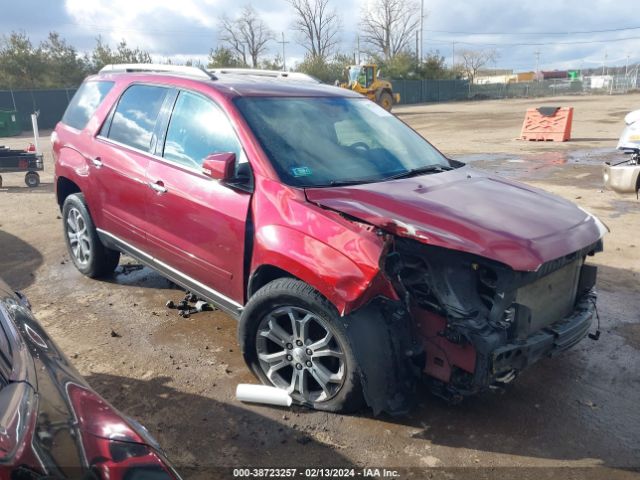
[[327, 178, 378, 186], [384, 164, 453, 181]]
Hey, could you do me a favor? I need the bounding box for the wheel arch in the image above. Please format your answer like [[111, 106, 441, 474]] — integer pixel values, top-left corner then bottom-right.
[[56, 176, 81, 209], [250, 225, 392, 316], [247, 264, 298, 299]]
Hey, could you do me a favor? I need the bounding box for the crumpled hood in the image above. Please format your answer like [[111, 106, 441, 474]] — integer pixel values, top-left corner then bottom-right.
[[305, 166, 606, 271]]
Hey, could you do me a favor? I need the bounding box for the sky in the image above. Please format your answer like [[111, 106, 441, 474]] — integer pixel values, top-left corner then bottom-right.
[[2, 0, 640, 72]]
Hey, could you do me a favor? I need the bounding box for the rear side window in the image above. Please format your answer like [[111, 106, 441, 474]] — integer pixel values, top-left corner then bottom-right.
[[61, 81, 114, 130], [163, 91, 241, 168], [107, 84, 168, 152]]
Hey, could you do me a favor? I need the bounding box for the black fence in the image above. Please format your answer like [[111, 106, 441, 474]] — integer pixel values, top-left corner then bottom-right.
[[0, 88, 77, 133], [391, 78, 611, 104], [393, 79, 471, 104]]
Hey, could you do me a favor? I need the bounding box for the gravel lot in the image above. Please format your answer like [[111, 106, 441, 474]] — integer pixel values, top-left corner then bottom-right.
[[1, 93, 639, 479]]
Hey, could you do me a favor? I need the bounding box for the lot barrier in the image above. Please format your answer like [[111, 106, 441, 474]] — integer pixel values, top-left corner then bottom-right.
[[520, 106, 574, 142]]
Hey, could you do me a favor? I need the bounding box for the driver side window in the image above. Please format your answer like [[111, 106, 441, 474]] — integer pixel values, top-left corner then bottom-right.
[[163, 91, 242, 169]]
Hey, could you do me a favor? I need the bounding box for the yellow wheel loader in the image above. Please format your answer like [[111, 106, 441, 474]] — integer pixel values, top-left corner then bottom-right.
[[338, 64, 400, 111]]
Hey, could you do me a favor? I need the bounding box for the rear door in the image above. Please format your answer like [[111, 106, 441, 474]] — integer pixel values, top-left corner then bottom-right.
[[93, 84, 171, 248], [145, 90, 252, 309]]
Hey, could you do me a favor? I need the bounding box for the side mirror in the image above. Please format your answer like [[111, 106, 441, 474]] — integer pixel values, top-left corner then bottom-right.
[[202, 152, 236, 180]]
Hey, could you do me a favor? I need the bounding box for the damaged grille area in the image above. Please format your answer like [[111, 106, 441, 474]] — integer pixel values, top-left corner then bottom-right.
[[386, 237, 600, 397], [515, 259, 582, 334]]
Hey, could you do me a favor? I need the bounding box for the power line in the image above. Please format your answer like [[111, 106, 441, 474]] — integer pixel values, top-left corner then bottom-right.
[[425, 34, 640, 47], [424, 25, 640, 36]]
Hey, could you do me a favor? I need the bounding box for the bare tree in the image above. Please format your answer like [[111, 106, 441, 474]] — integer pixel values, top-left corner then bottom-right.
[[458, 48, 498, 84], [361, 0, 421, 60], [220, 5, 274, 68], [287, 0, 341, 60]]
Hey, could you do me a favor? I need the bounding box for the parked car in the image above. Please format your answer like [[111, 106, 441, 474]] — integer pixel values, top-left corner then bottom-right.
[[603, 109, 640, 194], [53, 64, 606, 414], [0, 278, 180, 479]]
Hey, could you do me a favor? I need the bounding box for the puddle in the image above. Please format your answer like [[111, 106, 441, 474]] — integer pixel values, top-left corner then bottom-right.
[[452, 148, 619, 181], [112, 263, 176, 290]]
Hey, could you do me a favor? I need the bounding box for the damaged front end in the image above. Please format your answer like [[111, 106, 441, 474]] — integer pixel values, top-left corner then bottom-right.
[[382, 236, 603, 403]]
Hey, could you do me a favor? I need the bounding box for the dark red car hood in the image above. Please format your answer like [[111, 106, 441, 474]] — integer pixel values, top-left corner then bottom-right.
[[305, 166, 606, 271]]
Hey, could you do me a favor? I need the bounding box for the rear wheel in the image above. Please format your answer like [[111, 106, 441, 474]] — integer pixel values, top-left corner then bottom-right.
[[62, 193, 120, 278], [378, 91, 393, 112], [25, 171, 40, 188], [239, 278, 364, 412]]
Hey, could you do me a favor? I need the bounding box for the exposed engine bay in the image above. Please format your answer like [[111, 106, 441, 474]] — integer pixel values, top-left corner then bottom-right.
[[380, 236, 603, 403]]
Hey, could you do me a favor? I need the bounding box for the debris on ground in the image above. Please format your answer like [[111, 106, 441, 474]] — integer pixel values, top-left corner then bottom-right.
[[110, 329, 121, 338], [236, 383, 293, 407], [119, 264, 144, 275], [166, 291, 216, 318]]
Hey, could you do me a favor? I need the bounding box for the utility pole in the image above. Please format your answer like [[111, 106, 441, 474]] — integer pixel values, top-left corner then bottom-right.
[[357, 34, 361, 64], [534, 50, 540, 79], [625, 54, 630, 77], [420, 0, 424, 61], [602, 50, 607, 76], [451, 41, 455, 70], [416, 31, 419, 59], [279, 32, 290, 71]]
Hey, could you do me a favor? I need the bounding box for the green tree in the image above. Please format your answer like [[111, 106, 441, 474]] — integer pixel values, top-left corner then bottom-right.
[[207, 46, 246, 68], [41, 32, 88, 87], [296, 53, 352, 83], [90, 36, 152, 71], [371, 50, 455, 80], [260, 54, 284, 71], [416, 52, 451, 80], [0, 31, 46, 88]]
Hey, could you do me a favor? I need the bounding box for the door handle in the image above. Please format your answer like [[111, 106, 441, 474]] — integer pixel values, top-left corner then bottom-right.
[[91, 156, 103, 168], [149, 180, 168, 194]]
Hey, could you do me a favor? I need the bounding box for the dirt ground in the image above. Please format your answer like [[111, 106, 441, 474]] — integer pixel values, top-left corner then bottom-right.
[[1, 93, 639, 479]]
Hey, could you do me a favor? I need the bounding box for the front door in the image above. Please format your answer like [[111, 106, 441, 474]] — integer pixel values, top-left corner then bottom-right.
[[145, 90, 252, 306]]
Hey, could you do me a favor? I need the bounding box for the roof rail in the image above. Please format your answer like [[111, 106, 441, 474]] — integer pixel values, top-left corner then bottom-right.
[[208, 68, 320, 83], [99, 64, 216, 80]]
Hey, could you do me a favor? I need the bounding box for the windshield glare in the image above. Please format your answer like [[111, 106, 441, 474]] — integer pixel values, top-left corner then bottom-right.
[[235, 97, 451, 187], [348, 67, 360, 84]]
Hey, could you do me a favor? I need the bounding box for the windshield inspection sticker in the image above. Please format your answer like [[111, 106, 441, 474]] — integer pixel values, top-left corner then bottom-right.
[[291, 166, 313, 177]]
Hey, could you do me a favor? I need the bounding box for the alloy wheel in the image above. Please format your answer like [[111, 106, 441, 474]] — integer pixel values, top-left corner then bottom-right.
[[255, 306, 346, 403], [66, 207, 91, 266]]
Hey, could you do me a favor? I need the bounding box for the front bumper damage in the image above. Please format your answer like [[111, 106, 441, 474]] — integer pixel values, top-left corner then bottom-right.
[[491, 289, 596, 375], [348, 236, 602, 415]]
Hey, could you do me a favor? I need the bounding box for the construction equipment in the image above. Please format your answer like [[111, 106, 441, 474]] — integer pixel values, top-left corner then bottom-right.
[[338, 64, 400, 111]]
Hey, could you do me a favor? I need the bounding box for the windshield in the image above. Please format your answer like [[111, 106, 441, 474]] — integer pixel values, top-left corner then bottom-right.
[[348, 67, 360, 85], [235, 97, 452, 187]]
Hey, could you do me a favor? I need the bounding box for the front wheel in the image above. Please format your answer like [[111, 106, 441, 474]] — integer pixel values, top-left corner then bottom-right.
[[239, 278, 364, 412], [378, 91, 393, 112], [62, 193, 120, 278]]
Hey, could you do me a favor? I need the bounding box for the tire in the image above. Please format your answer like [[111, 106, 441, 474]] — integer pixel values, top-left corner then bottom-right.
[[377, 91, 393, 112], [239, 278, 365, 413], [62, 193, 120, 278], [25, 171, 40, 188]]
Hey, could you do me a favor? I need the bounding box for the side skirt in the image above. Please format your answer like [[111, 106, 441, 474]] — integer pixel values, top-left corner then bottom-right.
[[97, 229, 243, 319]]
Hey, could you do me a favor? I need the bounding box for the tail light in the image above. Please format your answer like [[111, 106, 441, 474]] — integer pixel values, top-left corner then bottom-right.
[[66, 383, 180, 479]]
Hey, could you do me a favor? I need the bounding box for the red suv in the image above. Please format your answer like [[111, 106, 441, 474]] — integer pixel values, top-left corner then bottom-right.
[[53, 65, 606, 414]]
